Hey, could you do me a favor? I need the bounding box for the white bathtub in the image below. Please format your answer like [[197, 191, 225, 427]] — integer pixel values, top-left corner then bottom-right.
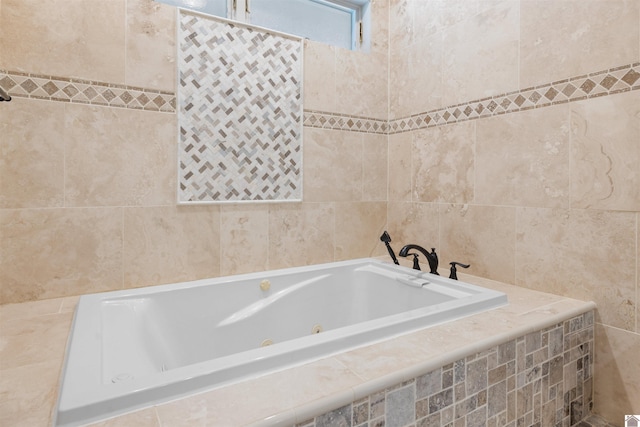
[[55, 258, 507, 426]]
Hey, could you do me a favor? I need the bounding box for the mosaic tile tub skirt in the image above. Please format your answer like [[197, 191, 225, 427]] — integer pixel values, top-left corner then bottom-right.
[[177, 10, 303, 203], [299, 310, 595, 427]]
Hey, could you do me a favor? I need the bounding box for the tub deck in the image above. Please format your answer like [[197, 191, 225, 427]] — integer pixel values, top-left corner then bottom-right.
[[0, 265, 595, 427]]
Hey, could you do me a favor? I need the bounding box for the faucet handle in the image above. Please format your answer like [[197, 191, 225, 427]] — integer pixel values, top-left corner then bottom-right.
[[449, 261, 470, 280], [428, 248, 439, 275], [410, 253, 421, 270]]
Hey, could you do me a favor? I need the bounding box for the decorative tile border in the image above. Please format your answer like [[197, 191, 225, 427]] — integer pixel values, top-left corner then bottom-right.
[[2, 62, 638, 133], [303, 110, 389, 134], [303, 63, 639, 135], [388, 62, 640, 134], [297, 311, 595, 427], [0, 70, 175, 112]]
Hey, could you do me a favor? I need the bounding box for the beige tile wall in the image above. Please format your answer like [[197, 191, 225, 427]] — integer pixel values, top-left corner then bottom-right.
[[303, 0, 388, 120], [388, 0, 640, 423], [0, 0, 390, 304], [520, 0, 639, 89]]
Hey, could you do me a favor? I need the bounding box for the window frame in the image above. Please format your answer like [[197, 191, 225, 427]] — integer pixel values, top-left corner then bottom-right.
[[156, 0, 370, 51]]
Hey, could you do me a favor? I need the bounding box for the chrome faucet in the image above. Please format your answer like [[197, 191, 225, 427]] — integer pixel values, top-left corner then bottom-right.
[[398, 244, 439, 275]]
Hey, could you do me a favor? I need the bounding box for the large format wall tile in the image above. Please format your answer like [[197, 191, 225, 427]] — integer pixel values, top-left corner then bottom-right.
[[388, 132, 412, 202], [0, 0, 126, 83], [333, 0, 388, 120], [475, 105, 571, 208], [303, 41, 336, 112], [570, 90, 640, 211], [390, 0, 479, 48], [390, 30, 442, 119], [416, 0, 480, 38], [516, 207, 636, 332], [389, 0, 413, 51], [412, 122, 475, 204], [388, 0, 487, 118], [0, 208, 123, 304], [594, 324, 640, 422], [439, 204, 516, 284], [334, 202, 387, 261], [0, 98, 65, 208], [441, 1, 519, 107], [386, 201, 440, 257], [335, 50, 388, 120], [305, 0, 389, 117], [123, 205, 221, 289], [268, 202, 335, 269], [125, 0, 176, 91], [369, 0, 389, 54], [520, 0, 640, 88], [64, 103, 176, 207], [303, 128, 363, 202], [363, 133, 388, 201], [219, 205, 270, 276]]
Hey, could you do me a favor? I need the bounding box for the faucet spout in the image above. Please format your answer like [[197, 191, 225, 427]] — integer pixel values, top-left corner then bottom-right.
[[398, 244, 439, 275]]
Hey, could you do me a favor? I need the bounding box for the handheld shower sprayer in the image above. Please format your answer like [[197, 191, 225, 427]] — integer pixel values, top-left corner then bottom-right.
[[380, 231, 400, 265], [0, 87, 11, 102]]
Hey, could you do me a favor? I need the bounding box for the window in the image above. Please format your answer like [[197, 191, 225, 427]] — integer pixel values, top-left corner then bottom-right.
[[158, 0, 228, 18], [156, 0, 370, 51]]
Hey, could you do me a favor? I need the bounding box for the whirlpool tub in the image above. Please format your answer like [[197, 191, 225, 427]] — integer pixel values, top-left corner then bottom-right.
[[55, 258, 507, 426]]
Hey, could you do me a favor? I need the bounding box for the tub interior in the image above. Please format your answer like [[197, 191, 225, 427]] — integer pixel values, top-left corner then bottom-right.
[[101, 263, 461, 382]]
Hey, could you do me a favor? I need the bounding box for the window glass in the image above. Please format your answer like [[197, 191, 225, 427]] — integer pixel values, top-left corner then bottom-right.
[[156, 0, 227, 18], [251, 0, 355, 50]]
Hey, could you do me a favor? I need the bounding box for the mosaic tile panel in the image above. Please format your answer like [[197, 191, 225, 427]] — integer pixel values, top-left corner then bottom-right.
[[298, 311, 595, 427], [177, 11, 303, 203], [0, 70, 175, 112]]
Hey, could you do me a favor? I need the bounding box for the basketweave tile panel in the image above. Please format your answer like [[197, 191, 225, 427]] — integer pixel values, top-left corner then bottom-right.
[[177, 10, 303, 203]]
